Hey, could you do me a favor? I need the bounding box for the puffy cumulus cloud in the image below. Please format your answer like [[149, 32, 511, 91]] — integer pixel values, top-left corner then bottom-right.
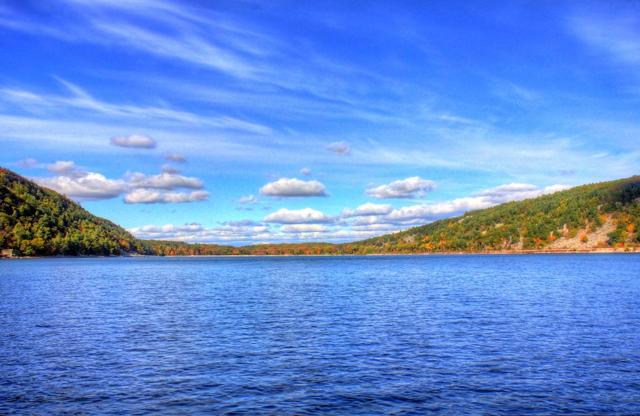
[[342, 202, 393, 217], [110, 134, 156, 149], [33, 160, 209, 204], [367, 177, 435, 199], [326, 141, 351, 155], [260, 178, 327, 197], [165, 153, 186, 163], [126, 172, 203, 190], [350, 215, 389, 226], [124, 189, 209, 204], [264, 208, 330, 224], [36, 172, 127, 200], [47, 160, 78, 175], [238, 194, 259, 205]]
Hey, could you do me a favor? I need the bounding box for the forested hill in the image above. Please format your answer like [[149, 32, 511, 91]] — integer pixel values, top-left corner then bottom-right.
[[344, 176, 640, 254], [0, 167, 145, 256], [2, 166, 640, 256]]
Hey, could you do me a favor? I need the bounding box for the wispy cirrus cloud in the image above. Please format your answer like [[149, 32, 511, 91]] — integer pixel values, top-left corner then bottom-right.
[[569, 13, 640, 68], [0, 81, 272, 135]]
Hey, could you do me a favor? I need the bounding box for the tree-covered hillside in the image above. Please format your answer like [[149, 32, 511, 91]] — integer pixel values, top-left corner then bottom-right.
[[0, 167, 145, 256], [344, 176, 640, 254]]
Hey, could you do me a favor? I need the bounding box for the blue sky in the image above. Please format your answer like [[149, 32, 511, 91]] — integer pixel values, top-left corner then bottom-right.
[[1, 0, 639, 244]]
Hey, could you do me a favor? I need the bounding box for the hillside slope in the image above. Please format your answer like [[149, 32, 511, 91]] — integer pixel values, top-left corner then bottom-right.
[[342, 176, 640, 254], [0, 167, 146, 256]]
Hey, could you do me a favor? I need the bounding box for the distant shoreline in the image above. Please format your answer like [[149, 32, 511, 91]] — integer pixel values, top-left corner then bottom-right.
[[2, 247, 638, 259]]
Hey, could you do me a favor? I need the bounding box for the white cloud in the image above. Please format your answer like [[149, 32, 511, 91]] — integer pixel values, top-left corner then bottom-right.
[[126, 172, 203, 190], [260, 178, 327, 197], [91, 20, 256, 79], [238, 194, 259, 204], [124, 189, 209, 204], [300, 167, 311, 176], [35, 172, 127, 200], [165, 153, 187, 163], [342, 202, 393, 217], [123, 171, 208, 204], [281, 224, 327, 233], [127, 221, 383, 244], [385, 183, 569, 223], [110, 134, 157, 149], [367, 176, 435, 199], [33, 159, 209, 204], [133, 223, 205, 235], [542, 184, 571, 194], [264, 208, 330, 224], [128, 222, 272, 244], [47, 160, 78, 175], [0, 81, 274, 135], [161, 164, 181, 174], [326, 141, 351, 155], [477, 183, 570, 204], [386, 198, 490, 222]]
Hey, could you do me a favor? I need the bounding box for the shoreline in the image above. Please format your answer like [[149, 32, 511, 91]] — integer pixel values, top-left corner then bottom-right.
[[2, 247, 638, 259]]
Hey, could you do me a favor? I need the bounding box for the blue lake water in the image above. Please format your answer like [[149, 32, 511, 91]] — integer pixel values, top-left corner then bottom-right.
[[1, 254, 640, 414]]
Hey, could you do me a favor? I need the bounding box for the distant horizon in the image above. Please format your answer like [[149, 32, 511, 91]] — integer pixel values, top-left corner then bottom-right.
[[2, 1, 639, 245]]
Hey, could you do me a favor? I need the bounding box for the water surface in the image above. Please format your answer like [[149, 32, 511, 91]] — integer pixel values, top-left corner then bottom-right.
[[1, 255, 639, 414]]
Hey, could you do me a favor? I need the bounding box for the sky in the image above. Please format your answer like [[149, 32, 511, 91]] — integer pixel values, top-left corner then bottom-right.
[[1, 0, 639, 245]]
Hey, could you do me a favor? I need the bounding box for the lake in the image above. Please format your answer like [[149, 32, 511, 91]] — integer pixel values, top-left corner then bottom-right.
[[1, 254, 639, 414]]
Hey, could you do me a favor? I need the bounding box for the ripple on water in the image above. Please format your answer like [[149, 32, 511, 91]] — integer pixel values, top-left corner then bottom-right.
[[1, 254, 640, 414]]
